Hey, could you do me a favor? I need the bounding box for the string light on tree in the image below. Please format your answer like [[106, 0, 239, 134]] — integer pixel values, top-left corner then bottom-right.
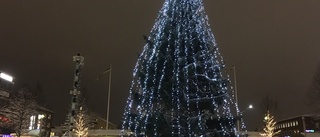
[[74, 107, 89, 137], [121, 0, 242, 136], [260, 111, 280, 137]]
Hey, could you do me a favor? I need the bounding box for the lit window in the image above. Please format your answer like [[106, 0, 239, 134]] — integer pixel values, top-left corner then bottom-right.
[[29, 115, 35, 130], [38, 114, 45, 119], [37, 114, 45, 129]]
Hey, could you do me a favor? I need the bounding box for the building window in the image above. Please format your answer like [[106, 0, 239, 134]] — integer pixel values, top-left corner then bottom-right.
[[29, 115, 36, 130], [37, 114, 45, 129]]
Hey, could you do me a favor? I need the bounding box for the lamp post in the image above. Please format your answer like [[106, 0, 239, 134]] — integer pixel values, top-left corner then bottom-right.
[[238, 104, 253, 136], [231, 66, 253, 135], [97, 64, 112, 131], [231, 65, 240, 132]]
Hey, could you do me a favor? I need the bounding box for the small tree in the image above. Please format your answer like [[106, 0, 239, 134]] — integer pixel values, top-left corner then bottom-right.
[[62, 95, 95, 136], [260, 111, 280, 137], [74, 107, 89, 137], [5, 88, 37, 137]]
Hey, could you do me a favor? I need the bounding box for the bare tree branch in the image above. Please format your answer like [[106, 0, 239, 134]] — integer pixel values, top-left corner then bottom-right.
[[260, 95, 278, 116], [307, 64, 320, 119], [4, 88, 37, 137]]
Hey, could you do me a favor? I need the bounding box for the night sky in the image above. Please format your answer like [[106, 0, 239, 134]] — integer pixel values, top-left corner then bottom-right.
[[1, 0, 320, 130]]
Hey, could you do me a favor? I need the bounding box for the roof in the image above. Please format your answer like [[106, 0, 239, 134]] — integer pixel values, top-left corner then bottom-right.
[[277, 114, 314, 122], [92, 114, 117, 127], [36, 104, 54, 113]]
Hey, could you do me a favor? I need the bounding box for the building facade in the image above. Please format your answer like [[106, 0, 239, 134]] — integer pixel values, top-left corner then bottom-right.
[[0, 71, 14, 135], [28, 106, 54, 137], [275, 115, 320, 137]]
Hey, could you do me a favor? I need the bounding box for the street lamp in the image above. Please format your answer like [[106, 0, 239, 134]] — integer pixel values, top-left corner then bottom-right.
[[231, 65, 254, 135], [97, 64, 112, 131], [0, 72, 13, 83], [0, 71, 14, 97], [237, 104, 253, 136], [240, 104, 253, 114]]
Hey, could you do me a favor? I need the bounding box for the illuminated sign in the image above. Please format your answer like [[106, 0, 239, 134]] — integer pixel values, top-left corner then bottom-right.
[[305, 129, 315, 133]]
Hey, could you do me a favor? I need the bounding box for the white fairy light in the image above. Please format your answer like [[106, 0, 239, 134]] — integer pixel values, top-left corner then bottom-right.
[[121, 0, 242, 136]]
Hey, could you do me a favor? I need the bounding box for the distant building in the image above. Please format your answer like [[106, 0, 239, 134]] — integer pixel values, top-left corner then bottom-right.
[[91, 115, 117, 130], [4, 105, 54, 137], [0, 71, 14, 134], [0, 70, 54, 137], [27, 105, 54, 137], [275, 115, 320, 137]]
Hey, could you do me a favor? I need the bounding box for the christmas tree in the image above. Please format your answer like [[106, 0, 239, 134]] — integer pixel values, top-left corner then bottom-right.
[[122, 0, 239, 136], [260, 111, 280, 137], [74, 107, 89, 137]]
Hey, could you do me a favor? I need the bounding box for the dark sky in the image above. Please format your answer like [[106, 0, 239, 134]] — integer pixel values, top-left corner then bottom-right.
[[1, 0, 320, 130]]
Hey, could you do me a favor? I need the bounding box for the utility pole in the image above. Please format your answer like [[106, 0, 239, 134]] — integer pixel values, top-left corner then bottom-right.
[[69, 53, 84, 137], [302, 116, 307, 137]]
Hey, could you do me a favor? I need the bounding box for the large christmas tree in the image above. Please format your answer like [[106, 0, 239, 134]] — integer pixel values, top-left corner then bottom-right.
[[122, 0, 239, 136]]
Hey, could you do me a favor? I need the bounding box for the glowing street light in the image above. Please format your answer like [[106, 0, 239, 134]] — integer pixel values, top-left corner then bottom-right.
[[0, 71, 14, 97], [0, 72, 13, 82], [240, 104, 254, 113]]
